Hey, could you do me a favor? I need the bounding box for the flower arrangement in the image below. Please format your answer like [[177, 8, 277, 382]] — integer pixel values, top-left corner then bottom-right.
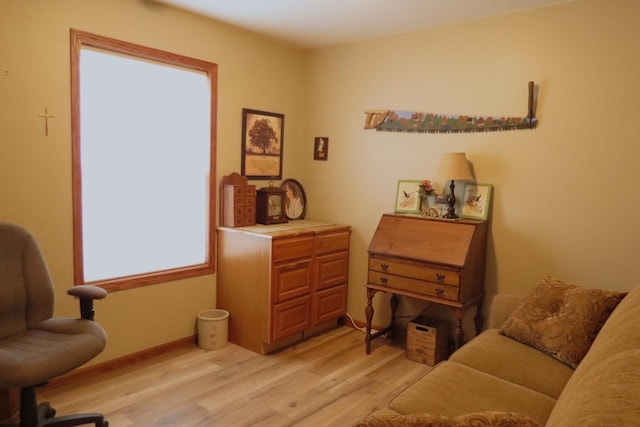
[[418, 180, 435, 197]]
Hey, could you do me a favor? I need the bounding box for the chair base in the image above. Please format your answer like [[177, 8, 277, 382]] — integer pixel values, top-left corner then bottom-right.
[[0, 387, 107, 427]]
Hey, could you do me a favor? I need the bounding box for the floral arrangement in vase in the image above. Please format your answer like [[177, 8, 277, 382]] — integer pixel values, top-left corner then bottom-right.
[[418, 180, 435, 197], [418, 180, 439, 217]]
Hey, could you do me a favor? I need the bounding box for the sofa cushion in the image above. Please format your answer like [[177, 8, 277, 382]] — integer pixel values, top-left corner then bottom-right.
[[546, 285, 640, 426], [388, 361, 556, 426], [499, 276, 626, 368], [354, 410, 541, 426], [449, 329, 573, 399]]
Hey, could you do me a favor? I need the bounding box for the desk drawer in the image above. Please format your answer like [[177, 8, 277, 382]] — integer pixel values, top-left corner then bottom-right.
[[368, 256, 460, 287], [368, 270, 459, 301]]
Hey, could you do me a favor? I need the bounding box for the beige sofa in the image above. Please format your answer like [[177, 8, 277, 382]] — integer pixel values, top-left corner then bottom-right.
[[355, 282, 640, 426]]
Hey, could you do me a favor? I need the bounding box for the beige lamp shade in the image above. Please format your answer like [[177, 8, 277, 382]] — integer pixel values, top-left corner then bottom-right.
[[435, 152, 473, 181]]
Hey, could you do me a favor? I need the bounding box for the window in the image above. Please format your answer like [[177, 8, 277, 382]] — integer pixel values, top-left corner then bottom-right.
[[70, 30, 217, 291]]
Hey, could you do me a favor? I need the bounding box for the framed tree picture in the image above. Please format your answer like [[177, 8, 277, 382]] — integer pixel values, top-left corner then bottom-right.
[[241, 109, 284, 179], [461, 183, 493, 220]]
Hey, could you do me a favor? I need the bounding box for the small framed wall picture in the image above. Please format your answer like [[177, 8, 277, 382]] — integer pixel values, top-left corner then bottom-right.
[[394, 180, 422, 214], [314, 137, 328, 160], [461, 183, 493, 220]]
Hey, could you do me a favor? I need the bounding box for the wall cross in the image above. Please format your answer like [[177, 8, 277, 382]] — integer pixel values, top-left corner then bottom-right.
[[38, 107, 54, 136]]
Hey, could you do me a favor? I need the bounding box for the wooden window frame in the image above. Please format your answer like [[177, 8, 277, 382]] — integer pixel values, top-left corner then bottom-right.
[[70, 29, 217, 292]]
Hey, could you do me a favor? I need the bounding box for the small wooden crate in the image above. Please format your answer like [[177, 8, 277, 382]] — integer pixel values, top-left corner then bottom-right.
[[406, 316, 449, 366]]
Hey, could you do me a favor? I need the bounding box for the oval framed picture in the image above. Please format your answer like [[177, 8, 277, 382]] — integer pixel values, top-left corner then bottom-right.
[[280, 179, 306, 220]]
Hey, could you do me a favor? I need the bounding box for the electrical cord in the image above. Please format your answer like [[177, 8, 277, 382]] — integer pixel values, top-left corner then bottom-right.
[[345, 312, 379, 334], [346, 302, 434, 335]]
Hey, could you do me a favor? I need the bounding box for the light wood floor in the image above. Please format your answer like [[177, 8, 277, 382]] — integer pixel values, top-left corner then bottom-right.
[[39, 327, 432, 427]]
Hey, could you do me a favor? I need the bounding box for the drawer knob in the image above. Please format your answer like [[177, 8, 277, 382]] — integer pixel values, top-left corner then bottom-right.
[[436, 288, 445, 297], [380, 277, 388, 285], [435, 273, 445, 283], [380, 263, 389, 271]]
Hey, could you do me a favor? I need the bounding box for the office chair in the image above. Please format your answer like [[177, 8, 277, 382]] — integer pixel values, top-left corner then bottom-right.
[[0, 223, 108, 427]]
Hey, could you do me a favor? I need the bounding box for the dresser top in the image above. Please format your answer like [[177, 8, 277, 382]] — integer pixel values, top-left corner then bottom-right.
[[218, 220, 350, 239]]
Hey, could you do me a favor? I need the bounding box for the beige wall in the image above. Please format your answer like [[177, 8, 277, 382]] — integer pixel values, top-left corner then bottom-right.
[[2, 0, 639, 363], [300, 0, 640, 331], [0, 0, 305, 364]]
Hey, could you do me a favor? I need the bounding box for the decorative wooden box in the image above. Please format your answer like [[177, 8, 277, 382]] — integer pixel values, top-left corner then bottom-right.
[[222, 184, 256, 227], [406, 315, 449, 366], [220, 172, 256, 227]]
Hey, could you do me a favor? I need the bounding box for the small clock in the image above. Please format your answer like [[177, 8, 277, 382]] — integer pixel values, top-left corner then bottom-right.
[[256, 186, 288, 225]]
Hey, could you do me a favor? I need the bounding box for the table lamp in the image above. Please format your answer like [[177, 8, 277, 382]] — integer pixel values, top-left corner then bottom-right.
[[435, 152, 473, 219]]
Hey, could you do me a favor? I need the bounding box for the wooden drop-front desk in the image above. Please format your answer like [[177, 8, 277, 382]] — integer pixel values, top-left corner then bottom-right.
[[365, 214, 488, 354], [217, 221, 351, 354]]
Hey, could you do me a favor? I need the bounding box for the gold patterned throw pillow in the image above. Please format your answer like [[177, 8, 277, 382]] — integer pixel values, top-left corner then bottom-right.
[[353, 411, 541, 427], [499, 276, 626, 368]]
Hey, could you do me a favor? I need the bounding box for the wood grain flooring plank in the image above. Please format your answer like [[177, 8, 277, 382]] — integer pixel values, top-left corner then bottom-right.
[[39, 327, 431, 427]]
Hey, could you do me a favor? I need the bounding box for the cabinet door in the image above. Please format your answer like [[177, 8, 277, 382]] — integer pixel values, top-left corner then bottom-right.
[[316, 251, 349, 291], [271, 296, 311, 341], [314, 286, 347, 323], [272, 259, 313, 304]]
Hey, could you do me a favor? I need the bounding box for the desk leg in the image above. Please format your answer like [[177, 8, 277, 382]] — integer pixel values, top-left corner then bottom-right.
[[454, 308, 464, 350], [389, 293, 399, 338], [365, 290, 399, 354], [365, 288, 375, 354]]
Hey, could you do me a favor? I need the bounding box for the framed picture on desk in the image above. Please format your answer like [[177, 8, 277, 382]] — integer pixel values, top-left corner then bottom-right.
[[394, 180, 421, 214], [461, 183, 492, 220]]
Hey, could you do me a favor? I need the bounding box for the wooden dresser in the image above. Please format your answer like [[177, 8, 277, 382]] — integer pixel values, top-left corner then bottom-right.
[[217, 221, 351, 354], [365, 214, 487, 354]]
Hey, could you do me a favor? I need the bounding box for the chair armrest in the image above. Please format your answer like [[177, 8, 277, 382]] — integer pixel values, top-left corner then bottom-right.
[[67, 285, 107, 300], [67, 285, 107, 320], [487, 294, 524, 329]]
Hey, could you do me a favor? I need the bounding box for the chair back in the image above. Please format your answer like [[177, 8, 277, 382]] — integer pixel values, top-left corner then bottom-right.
[[0, 223, 55, 339]]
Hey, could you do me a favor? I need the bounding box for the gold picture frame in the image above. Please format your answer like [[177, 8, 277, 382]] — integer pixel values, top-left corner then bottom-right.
[[241, 108, 284, 180]]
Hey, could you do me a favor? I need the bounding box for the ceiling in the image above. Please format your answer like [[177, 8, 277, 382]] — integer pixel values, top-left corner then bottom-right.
[[154, 0, 572, 49]]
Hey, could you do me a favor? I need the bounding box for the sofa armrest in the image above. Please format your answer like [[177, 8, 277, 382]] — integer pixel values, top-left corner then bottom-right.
[[488, 294, 523, 329]]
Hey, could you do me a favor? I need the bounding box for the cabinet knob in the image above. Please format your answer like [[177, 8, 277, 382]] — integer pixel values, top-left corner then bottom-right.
[[436, 288, 445, 297], [380, 263, 389, 271], [380, 276, 388, 285], [435, 273, 445, 283]]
